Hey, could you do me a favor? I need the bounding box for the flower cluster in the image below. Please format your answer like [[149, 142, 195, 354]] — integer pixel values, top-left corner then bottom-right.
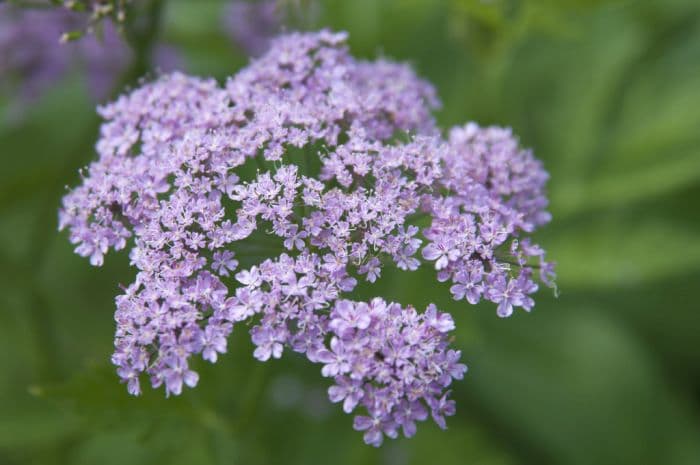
[[0, 2, 180, 109], [224, 0, 282, 56], [0, 3, 128, 102], [59, 30, 554, 445], [223, 0, 321, 57], [324, 299, 466, 446]]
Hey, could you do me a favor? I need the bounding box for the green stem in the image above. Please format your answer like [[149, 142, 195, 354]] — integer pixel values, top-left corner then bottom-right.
[[233, 362, 270, 434], [255, 154, 267, 172], [119, 0, 165, 85], [497, 259, 542, 270]]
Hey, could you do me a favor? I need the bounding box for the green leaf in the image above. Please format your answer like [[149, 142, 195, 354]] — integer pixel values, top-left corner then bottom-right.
[[0, 410, 83, 450], [546, 216, 700, 288], [465, 306, 700, 465]]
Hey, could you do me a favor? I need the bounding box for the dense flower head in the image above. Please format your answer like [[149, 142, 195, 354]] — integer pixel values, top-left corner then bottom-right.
[[59, 30, 554, 445], [324, 299, 466, 446]]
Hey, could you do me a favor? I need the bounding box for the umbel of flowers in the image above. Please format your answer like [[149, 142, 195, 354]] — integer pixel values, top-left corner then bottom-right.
[[59, 30, 554, 446]]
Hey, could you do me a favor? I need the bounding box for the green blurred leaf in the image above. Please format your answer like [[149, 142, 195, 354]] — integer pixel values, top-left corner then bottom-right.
[[465, 306, 700, 465], [546, 216, 700, 288], [554, 150, 700, 215], [0, 410, 82, 450], [0, 77, 95, 211]]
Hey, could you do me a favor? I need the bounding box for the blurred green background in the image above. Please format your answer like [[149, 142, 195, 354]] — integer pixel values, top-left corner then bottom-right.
[[1, 0, 700, 463]]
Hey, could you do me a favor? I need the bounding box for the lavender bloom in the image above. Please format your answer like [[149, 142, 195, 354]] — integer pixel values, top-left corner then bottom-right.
[[0, 3, 182, 110], [0, 4, 129, 103], [223, 0, 321, 57], [60, 30, 555, 445], [223, 0, 283, 56], [322, 299, 466, 446]]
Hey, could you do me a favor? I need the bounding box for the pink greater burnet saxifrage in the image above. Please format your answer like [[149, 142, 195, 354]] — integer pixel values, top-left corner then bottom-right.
[[59, 30, 555, 446]]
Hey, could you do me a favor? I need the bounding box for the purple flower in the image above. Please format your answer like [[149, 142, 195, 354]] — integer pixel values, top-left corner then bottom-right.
[[329, 300, 372, 337], [117, 365, 142, 396], [353, 414, 397, 447], [59, 30, 554, 446], [314, 299, 465, 444], [226, 287, 260, 321], [394, 400, 428, 438], [212, 250, 238, 276], [424, 304, 455, 333], [236, 267, 261, 287], [251, 327, 284, 361], [0, 3, 184, 116], [485, 273, 525, 318], [318, 337, 351, 377], [283, 224, 308, 251], [223, 0, 282, 57], [428, 392, 457, 430], [328, 377, 364, 413], [199, 324, 230, 363], [358, 257, 381, 283], [162, 358, 200, 397], [422, 241, 460, 270], [449, 266, 483, 304]]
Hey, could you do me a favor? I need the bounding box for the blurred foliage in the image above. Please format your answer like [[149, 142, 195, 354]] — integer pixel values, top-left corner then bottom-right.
[[1, 0, 699, 464]]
